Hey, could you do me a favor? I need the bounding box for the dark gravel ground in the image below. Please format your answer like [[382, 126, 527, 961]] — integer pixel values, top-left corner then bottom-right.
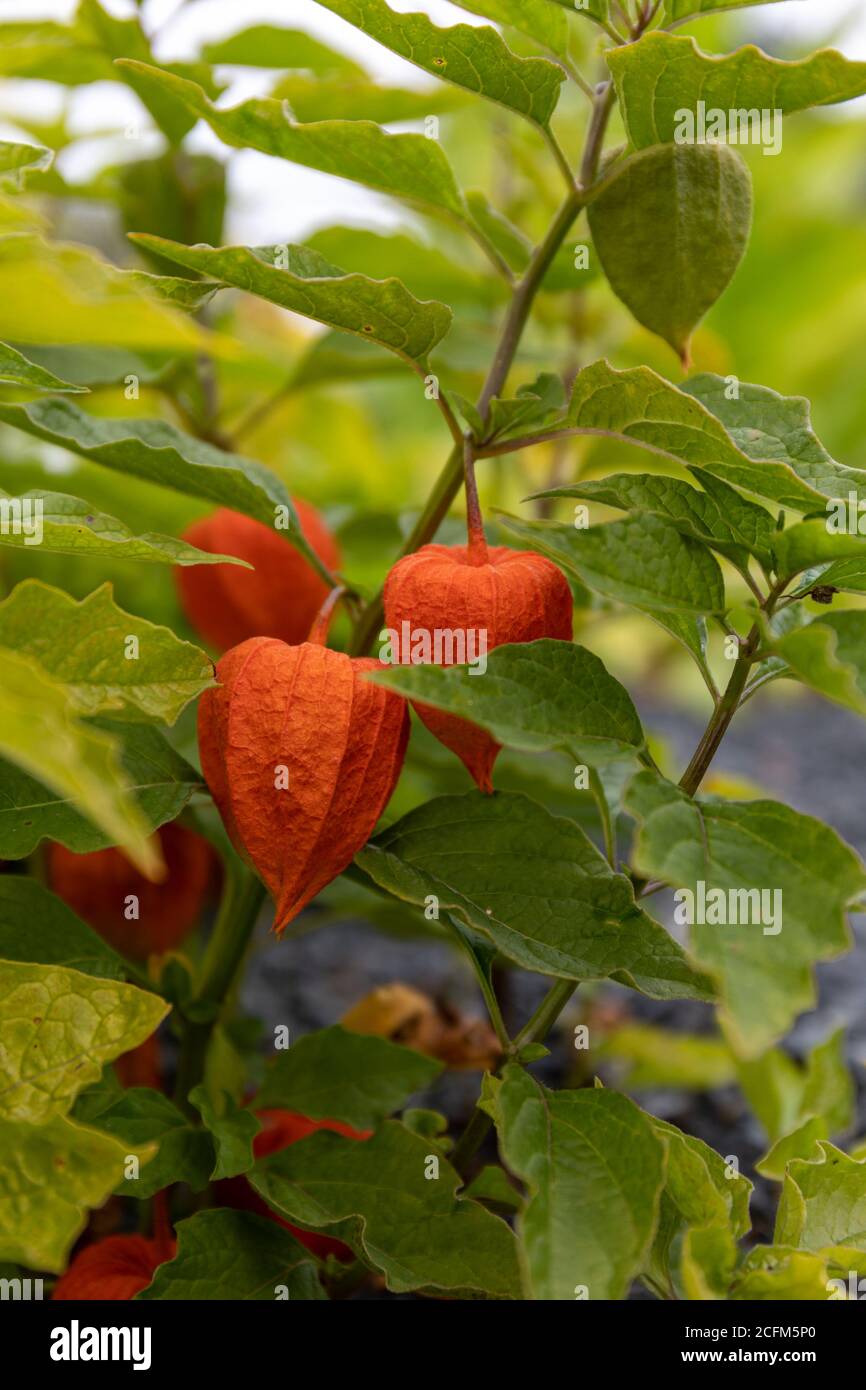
[[239, 689, 866, 1269]]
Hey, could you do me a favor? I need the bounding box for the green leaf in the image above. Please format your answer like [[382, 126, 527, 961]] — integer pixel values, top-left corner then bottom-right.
[[772, 613, 866, 717], [0, 649, 160, 875], [626, 771, 866, 1054], [312, 0, 564, 128], [0, 141, 52, 181], [117, 64, 473, 234], [0, 877, 125, 980], [0, 581, 214, 725], [75, 1080, 214, 1198], [663, 0, 795, 22], [0, 1113, 144, 1273], [773, 520, 866, 581], [448, 0, 569, 59], [271, 72, 466, 125], [201, 26, 365, 75], [0, 486, 247, 566], [730, 1245, 836, 1301], [372, 638, 645, 764], [130, 237, 452, 370], [137, 1210, 325, 1300], [486, 373, 566, 441], [608, 33, 866, 152], [648, 1114, 751, 1299], [595, 1022, 736, 1090], [534, 471, 774, 569], [356, 791, 713, 1000], [546, 0, 612, 29], [752, 1029, 854, 1179], [254, 1025, 441, 1128], [498, 512, 726, 615], [189, 1086, 260, 1181], [0, 397, 325, 575], [0, 235, 226, 355], [251, 1118, 520, 1297], [683, 373, 866, 510], [0, 341, 85, 392], [526, 361, 855, 514], [776, 1143, 866, 1252], [78, 0, 222, 146], [587, 143, 752, 364], [0, 960, 168, 1123], [307, 226, 504, 310], [487, 1066, 666, 1300], [0, 721, 200, 861]]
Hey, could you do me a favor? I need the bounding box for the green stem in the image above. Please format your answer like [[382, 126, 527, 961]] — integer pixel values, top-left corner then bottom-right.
[[452, 979, 579, 1178], [348, 188, 584, 656], [589, 767, 616, 868], [173, 860, 266, 1116]]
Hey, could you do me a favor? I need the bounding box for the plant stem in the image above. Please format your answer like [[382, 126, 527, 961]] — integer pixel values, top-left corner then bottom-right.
[[348, 186, 585, 655], [453, 980, 578, 1178], [173, 860, 266, 1116], [589, 767, 616, 868], [463, 434, 489, 564]]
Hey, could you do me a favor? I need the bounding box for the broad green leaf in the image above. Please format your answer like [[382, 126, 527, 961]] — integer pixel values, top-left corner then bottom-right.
[[189, 1086, 261, 1181], [201, 26, 365, 75], [486, 373, 566, 441], [731, 1246, 833, 1301], [0, 960, 168, 1123], [307, 226, 504, 310], [758, 1118, 829, 1181], [776, 1143, 866, 1252], [487, 1066, 665, 1300], [75, 1080, 214, 1198], [0, 235, 225, 354], [595, 1023, 736, 1090], [773, 520, 866, 581], [626, 771, 866, 1054], [0, 581, 214, 725], [312, 0, 564, 128], [773, 613, 866, 716], [794, 556, 866, 598], [0, 141, 52, 182], [546, 0, 612, 29], [498, 512, 726, 615], [78, 0, 222, 145], [0, 486, 247, 566], [254, 1025, 441, 1128], [587, 143, 751, 364], [0, 397, 326, 575], [137, 1210, 325, 1301], [131, 237, 452, 370], [449, 0, 569, 58], [371, 638, 646, 764], [534, 471, 774, 569], [0, 649, 159, 875], [736, 1048, 809, 1143], [465, 190, 532, 274], [356, 791, 713, 1000], [0, 878, 125, 980], [0, 21, 110, 85], [0, 1113, 144, 1273], [649, 1114, 751, 1299], [684, 373, 866, 510], [272, 73, 466, 124], [608, 33, 866, 151], [117, 64, 472, 233], [251, 1118, 520, 1297], [664, 0, 799, 22], [521, 361, 853, 513], [0, 341, 85, 393], [0, 721, 200, 861]]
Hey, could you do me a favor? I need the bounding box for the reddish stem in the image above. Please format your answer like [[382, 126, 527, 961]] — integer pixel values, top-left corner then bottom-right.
[[463, 435, 489, 566], [307, 585, 346, 645]]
